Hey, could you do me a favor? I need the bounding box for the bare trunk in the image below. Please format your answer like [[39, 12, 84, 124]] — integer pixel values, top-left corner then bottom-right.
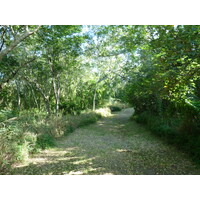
[[52, 78, 60, 115], [45, 98, 51, 116], [55, 92, 60, 116], [27, 82, 39, 109], [56, 86, 60, 116], [50, 62, 61, 116], [93, 89, 96, 111], [31, 87, 39, 109], [16, 81, 21, 111]]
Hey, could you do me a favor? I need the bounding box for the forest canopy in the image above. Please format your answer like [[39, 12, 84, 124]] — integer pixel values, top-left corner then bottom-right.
[[0, 25, 199, 116]]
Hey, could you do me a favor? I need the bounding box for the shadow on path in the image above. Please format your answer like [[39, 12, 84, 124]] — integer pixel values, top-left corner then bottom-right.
[[11, 108, 200, 175]]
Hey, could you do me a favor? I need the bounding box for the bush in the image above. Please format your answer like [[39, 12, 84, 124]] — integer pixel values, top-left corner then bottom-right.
[[109, 106, 122, 112], [0, 126, 31, 173], [0, 110, 16, 122], [76, 113, 98, 126], [134, 111, 200, 163], [15, 143, 29, 162], [0, 133, 18, 173], [134, 111, 150, 124], [64, 111, 102, 135], [106, 99, 129, 113], [46, 116, 67, 137], [23, 132, 38, 153], [64, 123, 75, 134], [62, 108, 111, 135], [38, 111, 103, 137], [0, 107, 110, 173], [36, 134, 55, 149]]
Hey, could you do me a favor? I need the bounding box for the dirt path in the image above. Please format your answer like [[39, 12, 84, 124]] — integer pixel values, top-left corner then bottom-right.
[[11, 108, 200, 175]]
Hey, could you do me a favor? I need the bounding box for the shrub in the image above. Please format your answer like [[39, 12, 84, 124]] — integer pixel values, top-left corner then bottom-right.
[[109, 106, 122, 112], [64, 122, 75, 134], [23, 132, 37, 153], [47, 116, 67, 137], [107, 100, 129, 112], [0, 134, 17, 172], [76, 113, 97, 126], [0, 107, 110, 172], [0, 110, 16, 122], [134, 111, 200, 163], [134, 111, 150, 124], [179, 116, 200, 136], [36, 134, 55, 149], [0, 126, 25, 173], [15, 143, 29, 162], [64, 112, 102, 135], [62, 108, 111, 135]]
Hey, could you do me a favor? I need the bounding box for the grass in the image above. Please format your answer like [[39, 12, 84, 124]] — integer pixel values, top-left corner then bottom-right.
[[9, 108, 200, 175]]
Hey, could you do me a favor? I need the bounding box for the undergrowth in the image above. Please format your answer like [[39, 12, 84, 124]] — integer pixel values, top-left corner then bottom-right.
[[0, 107, 111, 174], [133, 111, 200, 164]]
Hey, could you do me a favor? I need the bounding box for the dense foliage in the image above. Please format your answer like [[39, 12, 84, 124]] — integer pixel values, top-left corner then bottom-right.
[[122, 25, 200, 162]]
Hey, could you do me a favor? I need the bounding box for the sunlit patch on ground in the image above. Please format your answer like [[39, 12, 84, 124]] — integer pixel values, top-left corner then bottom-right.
[[10, 108, 200, 175], [116, 149, 139, 153], [68, 171, 83, 175]]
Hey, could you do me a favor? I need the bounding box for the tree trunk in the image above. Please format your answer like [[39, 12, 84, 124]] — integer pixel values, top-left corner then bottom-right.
[[56, 87, 60, 116], [27, 82, 39, 110], [16, 81, 21, 111], [45, 98, 51, 116], [50, 62, 61, 116], [93, 89, 96, 111], [55, 90, 60, 116], [53, 80, 60, 116], [31, 87, 39, 109]]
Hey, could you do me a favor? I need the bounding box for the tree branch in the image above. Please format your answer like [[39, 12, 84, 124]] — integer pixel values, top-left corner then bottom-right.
[[0, 25, 41, 61], [9, 25, 16, 37], [0, 27, 7, 52], [23, 76, 49, 101], [0, 57, 36, 91]]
